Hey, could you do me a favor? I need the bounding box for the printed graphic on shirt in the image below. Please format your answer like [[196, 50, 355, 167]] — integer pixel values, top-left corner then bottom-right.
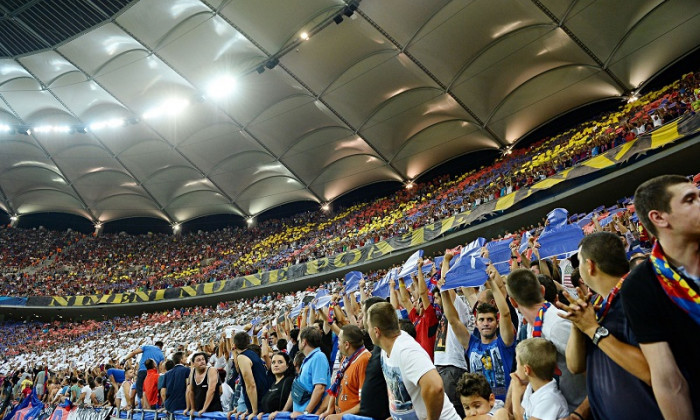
[[468, 344, 506, 397], [434, 316, 448, 353], [381, 358, 418, 420]]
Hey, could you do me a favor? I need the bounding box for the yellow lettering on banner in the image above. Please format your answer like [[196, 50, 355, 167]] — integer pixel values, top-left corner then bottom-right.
[[269, 270, 279, 284], [135, 291, 149, 302], [615, 139, 637, 161], [651, 121, 679, 148], [88, 295, 99, 304], [374, 241, 394, 255], [180, 286, 197, 298], [495, 192, 516, 211], [74, 296, 85, 306], [306, 260, 318, 275], [51, 296, 68, 306], [411, 228, 424, 246], [532, 177, 565, 190], [98, 294, 112, 304], [583, 154, 615, 170], [110, 294, 124, 304], [558, 168, 574, 179], [344, 249, 362, 266], [246, 275, 261, 286], [154, 289, 165, 301], [203, 281, 226, 294], [440, 216, 455, 234]]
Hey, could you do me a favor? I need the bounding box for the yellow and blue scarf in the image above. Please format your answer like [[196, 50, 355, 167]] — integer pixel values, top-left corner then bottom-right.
[[650, 242, 700, 325]]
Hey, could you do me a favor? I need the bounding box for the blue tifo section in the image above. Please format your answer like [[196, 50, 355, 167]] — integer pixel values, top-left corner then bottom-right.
[[115, 412, 374, 420], [0, 296, 27, 306]]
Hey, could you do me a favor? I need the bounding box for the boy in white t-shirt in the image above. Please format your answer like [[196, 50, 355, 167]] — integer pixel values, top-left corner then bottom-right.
[[509, 338, 568, 420]]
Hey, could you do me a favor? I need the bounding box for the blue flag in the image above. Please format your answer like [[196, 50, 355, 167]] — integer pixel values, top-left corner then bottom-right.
[[519, 230, 533, 253], [462, 237, 486, 258], [312, 295, 333, 310], [397, 250, 425, 280], [537, 224, 584, 259], [486, 237, 513, 264], [441, 254, 489, 291], [373, 268, 397, 298], [344, 271, 363, 293], [547, 208, 569, 228], [289, 302, 304, 318]]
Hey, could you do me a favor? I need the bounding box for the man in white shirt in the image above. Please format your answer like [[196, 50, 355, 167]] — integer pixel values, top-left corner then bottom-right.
[[367, 301, 460, 420]]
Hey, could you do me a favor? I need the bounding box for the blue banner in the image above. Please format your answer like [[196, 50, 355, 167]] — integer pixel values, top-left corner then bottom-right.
[[442, 255, 489, 290], [343, 271, 363, 293]]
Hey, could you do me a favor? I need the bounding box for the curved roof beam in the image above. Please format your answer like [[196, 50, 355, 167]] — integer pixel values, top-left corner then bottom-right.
[[164, 188, 226, 208], [71, 168, 135, 184], [13, 187, 81, 202], [153, 11, 216, 50], [141, 164, 202, 184], [446, 23, 555, 91], [357, 86, 445, 132], [307, 152, 389, 187], [234, 174, 308, 201], [483, 63, 602, 126], [93, 48, 150, 75], [209, 150, 276, 174], [318, 49, 399, 98], [53, 142, 109, 156], [0, 139, 46, 154], [275, 6, 343, 55], [46, 70, 85, 87], [0, 163, 66, 179], [0, 76, 39, 88], [93, 191, 156, 206], [245, 93, 316, 127], [602, 1, 669, 70], [389, 118, 481, 162], [279, 125, 355, 159], [403, 1, 461, 50]]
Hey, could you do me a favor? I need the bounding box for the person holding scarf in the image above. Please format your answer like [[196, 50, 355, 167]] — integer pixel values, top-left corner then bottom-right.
[[319, 325, 370, 420], [621, 175, 700, 419]]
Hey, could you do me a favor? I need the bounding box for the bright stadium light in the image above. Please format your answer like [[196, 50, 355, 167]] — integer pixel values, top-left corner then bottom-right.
[[206, 76, 237, 99], [143, 98, 189, 120], [246, 217, 254, 225], [321, 203, 330, 211], [405, 181, 414, 190], [300, 32, 310, 41], [0, 124, 10, 132]]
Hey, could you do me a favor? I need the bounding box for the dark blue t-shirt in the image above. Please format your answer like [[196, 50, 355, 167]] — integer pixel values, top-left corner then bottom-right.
[[107, 368, 125, 384], [164, 365, 190, 412], [587, 298, 663, 420], [239, 349, 270, 413]]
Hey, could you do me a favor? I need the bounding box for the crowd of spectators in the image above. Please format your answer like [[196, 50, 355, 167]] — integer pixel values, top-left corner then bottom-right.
[[1, 173, 699, 420], [0, 72, 697, 298]]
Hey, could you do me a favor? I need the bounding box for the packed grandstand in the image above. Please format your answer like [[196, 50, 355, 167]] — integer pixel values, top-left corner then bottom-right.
[[2, 1, 700, 420]]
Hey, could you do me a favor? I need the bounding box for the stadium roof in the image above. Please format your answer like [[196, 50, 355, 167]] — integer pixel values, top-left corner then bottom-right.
[[0, 0, 698, 225]]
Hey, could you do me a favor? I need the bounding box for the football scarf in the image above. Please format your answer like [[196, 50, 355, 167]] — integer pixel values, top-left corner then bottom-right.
[[650, 242, 700, 325]]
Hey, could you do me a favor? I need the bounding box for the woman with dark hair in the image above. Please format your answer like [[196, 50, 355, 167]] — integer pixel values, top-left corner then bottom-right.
[[257, 352, 294, 418]]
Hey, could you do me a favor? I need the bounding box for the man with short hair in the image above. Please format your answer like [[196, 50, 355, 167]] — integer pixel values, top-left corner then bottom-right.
[[558, 232, 662, 419], [367, 301, 460, 420], [621, 175, 700, 418], [184, 352, 222, 416], [320, 325, 370, 420], [164, 352, 189, 413], [123, 341, 165, 404], [271, 327, 330, 419], [357, 297, 391, 420], [440, 253, 515, 403], [233, 332, 270, 417], [506, 268, 587, 412]]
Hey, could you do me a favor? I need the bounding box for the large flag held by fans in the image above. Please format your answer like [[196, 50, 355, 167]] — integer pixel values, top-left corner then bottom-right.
[[397, 250, 424, 280], [372, 267, 397, 298], [537, 208, 584, 259], [441, 254, 490, 291], [344, 271, 363, 293], [487, 237, 514, 275], [6, 390, 44, 420]]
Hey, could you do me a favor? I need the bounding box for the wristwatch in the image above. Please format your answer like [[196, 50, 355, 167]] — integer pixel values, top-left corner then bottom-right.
[[592, 325, 610, 345]]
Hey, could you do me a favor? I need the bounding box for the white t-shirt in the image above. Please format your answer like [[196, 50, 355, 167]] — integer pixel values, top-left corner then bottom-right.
[[81, 385, 92, 404], [434, 296, 470, 370], [381, 331, 461, 420], [522, 379, 568, 420], [527, 306, 586, 412]]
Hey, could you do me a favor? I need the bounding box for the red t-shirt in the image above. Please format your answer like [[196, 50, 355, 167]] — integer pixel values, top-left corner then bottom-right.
[[143, 369, 161, 407], [409, 304, 439, 361]]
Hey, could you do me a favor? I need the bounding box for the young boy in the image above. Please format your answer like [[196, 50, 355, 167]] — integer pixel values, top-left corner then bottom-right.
[[456, 372, 505, 419], [510, 338, 568, 420]]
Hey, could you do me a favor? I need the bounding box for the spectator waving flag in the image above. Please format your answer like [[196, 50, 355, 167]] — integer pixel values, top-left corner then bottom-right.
[[538, 208, 585, 259], [312, 295, 333, 310], [372, 267, 397, 298], [397, 250, 425, 280], [462, 237, 486, 258], [441, 254, 490, 291], [487, 237, 514, 276], [344, 271, 363, 293], [289, 302, 304, 319], [519, 230, 533, 253]]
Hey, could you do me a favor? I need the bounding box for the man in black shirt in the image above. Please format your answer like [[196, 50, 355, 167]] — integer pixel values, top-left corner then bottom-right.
[[358, 297, 391, 420], [621, 175, 700, 419]]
